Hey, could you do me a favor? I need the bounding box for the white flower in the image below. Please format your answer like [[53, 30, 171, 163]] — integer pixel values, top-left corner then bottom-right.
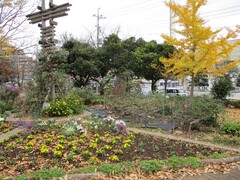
[[103, 115, 115, 123], [115, 120, 126, 126], [77, 125, 83, 130]]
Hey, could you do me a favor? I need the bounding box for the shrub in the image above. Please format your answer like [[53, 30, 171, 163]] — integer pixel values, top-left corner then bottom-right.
[[225, 100, 240, 109], [44, 94, 84, 117], [71, 87, 104, 105], [140, 160, 164, 173], [211, 77, 233, 100], [209, 152, 231, 159], [0, 83, 20, 108], [167, 156, 200, 169], [212, 134, 240, 146], [171, 95, 223, 130], [109, 94, 223, 131], [15, 169, 66, 179], [0, 100, 6, 115], [98, 162, 135, 175], [220, 121, 240, 136]]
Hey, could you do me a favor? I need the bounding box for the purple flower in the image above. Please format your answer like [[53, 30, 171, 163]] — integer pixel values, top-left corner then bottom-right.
[[25, 121, 34, 129], [114, 120, 126, 134], [13, 120, 24, 127]]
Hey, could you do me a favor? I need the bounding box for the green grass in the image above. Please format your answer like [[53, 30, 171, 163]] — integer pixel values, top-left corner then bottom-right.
[[14, 169, 66, 180], [209, 152, 231, 159], [3, 154, 236, 179], [166, 156, 201, 169], [140, 160, 164, 173]]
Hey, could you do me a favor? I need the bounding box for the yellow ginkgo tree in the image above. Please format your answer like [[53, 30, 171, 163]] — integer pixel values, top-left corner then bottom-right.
[[160, 0, 240, 96]]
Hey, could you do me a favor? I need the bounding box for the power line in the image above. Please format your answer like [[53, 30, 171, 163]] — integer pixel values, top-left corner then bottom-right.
[[105, 0, 161, 14]]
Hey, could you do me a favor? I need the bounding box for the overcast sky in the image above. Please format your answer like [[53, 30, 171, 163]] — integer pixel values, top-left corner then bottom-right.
[[29, 0, 240, 51]]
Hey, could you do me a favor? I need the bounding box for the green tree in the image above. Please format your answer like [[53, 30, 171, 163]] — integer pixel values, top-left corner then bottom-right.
[[211, 76, 233, 100], [135, 41, 175, 92], [62, 38, 99, 87], [160, 0, 240, 96], [194, 75, 209, 87], [101, 34, 142, 94]]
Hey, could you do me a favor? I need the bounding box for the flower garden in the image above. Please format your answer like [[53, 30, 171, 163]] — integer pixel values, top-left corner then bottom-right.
[[0, 114, 238, 178]]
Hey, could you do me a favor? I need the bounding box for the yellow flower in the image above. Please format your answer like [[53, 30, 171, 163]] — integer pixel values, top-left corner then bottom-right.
[[109, 155, 119, 162]]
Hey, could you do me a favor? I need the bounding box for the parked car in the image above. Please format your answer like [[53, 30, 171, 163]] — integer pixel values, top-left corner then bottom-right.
[[159, 88, 187, 96]]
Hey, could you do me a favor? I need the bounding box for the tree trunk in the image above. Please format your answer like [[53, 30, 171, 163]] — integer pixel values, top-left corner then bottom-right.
[[190, 74, 195, 97], [164, 79, 168, 95], [151, 80, 157, 92], [99, 83, 105, 96]]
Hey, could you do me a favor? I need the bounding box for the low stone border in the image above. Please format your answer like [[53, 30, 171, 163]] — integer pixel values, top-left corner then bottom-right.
[[127, 127, 240, 153], [0, 127, 25, 141], [65, 173, 105, 180], [201, 156, 240, 165]]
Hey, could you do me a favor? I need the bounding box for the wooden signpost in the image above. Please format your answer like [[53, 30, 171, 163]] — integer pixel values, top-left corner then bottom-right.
[[26, 0, 72, 50]]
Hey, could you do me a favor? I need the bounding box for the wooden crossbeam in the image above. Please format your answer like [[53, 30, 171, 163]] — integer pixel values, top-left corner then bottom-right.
[[26, 1, 72, 50], [26, 3, 71, 18], [41, 26, 55, 30], [41, 28, 56, 34], [26, 3, 71, 24]]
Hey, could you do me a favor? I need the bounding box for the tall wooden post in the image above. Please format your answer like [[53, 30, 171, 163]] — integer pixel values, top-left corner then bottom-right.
[[26, 1, 71, 103], [26, 0, 71, 51]]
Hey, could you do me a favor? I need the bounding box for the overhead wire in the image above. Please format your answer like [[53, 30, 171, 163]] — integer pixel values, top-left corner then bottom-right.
[[96, 0, 240, 40]]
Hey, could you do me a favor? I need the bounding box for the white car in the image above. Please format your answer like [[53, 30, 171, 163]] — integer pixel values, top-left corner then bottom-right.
[[159, 88, 187, 96]]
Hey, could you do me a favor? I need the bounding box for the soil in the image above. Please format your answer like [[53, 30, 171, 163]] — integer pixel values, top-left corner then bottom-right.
[[0, 125, 238, 176]]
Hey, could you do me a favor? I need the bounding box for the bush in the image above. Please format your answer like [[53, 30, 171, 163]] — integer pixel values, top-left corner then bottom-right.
[[98, 162, 135, 174], [171, 95, 224, 130], [44, 94, 84, 117], [0, 83, 20, 106], [71, 87, 105, 105], [220, 121, 240, 136], [0, 100, 6, 115], [108, 93, 169, 118], [225, 100, 240, 109], [109, 94, 223, 131], [167, 156, 200, 169], [211, 77, 233, 100], [140, 160, 164, 173]]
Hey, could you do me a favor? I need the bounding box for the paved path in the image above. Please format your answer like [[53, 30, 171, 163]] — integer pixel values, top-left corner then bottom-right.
[[127, 127, 240, 153], [0, 127, 25, 141], [183, 167, 240, 180]]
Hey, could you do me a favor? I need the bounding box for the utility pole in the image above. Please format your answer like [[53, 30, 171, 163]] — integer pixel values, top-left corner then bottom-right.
[[93, 8, 106, 48]]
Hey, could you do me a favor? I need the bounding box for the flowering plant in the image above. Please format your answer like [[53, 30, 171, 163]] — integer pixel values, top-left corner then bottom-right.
[[53, 150, 62, 158], [40, 144, 50, 155], [96, 149, 105, 156], [60, 121, 86, 136], [114, 149, 123, 155], [109, 155, 119, 162], [104, 145, 112, 151], [82, 150, 92, 158], [114, 120, 127, 134], [89, 156, 100, 164]]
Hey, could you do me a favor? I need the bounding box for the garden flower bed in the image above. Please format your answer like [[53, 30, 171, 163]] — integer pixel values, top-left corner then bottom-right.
[[0, 117, 238, 177], [0, 121, 15, 135]]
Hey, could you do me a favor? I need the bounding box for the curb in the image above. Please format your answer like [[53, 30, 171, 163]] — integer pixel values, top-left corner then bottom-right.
[[0, 127, 25, 141], [127, 127, 240, 153]]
